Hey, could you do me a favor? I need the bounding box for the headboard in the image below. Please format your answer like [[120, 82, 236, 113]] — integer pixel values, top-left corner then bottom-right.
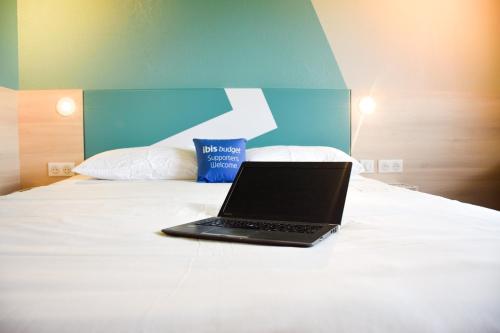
[[83, 88, 351, 158]]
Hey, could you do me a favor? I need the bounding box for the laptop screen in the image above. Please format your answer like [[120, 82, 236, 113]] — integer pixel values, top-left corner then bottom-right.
[[219, 162, 351, 224]]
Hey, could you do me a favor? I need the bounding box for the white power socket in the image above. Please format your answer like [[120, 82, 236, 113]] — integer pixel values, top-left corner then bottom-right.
[[48, 162, 75, 177], [378, 159, 403, 173], [359, 159, 375, 173]]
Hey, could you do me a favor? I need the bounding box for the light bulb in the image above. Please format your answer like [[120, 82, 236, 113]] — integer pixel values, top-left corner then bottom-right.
[[358, 96, 376, 115], [56, 97, 76, 116]]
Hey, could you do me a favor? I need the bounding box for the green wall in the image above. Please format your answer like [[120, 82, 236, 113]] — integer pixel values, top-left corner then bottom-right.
[[17, 0, 345, 90], [0, 0, 19, 89]]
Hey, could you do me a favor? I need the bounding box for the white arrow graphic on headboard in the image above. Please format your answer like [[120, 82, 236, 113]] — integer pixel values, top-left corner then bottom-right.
[[152, 88, 277, 149]]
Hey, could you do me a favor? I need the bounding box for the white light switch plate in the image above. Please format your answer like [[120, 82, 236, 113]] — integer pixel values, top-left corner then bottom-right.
[[359, 159, 375, 173], [48, 162, 75, 177]]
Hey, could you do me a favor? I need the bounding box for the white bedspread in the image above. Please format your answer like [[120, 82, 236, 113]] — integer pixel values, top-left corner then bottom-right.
[[0, 176, 499, 333]]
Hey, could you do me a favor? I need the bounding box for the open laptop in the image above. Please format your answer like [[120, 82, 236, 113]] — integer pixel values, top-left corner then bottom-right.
[[162, 161, 352, 247]]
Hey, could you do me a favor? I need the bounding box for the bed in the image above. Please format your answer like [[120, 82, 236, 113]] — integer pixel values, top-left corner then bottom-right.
[[1, 88, 499, 332], [0, 174, 499, 332]]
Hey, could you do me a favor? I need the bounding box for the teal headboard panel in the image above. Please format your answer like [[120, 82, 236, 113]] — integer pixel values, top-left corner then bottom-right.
[[83, 89, 350, 158]]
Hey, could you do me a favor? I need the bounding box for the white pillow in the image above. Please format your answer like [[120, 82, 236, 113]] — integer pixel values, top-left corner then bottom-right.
[[246, 146, 364, 175], [73, 146, 197, 180]]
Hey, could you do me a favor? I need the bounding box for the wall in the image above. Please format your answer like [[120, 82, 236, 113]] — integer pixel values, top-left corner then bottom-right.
[[17, 0, 345, 90], [0, 87, 20, 194], [0, 0, 20, 194], [18, 90, 83, 188], [313, 0, 500, 210], [0, 0, 19, 89], [10, 0, 500, 209], [13, 0, 349, 188]]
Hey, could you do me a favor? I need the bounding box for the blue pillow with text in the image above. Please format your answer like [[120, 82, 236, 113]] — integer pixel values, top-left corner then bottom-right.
[[193, 138, 247, 183]]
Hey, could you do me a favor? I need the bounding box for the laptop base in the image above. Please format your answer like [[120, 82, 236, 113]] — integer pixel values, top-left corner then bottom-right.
[[162, 219, 338, 247]]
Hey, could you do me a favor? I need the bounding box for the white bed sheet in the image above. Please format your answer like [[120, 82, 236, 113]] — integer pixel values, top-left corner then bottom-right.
[[0, 176, 499, 333]]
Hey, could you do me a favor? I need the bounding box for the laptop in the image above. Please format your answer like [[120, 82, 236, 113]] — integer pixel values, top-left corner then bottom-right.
[[162, 161, 352, 247]]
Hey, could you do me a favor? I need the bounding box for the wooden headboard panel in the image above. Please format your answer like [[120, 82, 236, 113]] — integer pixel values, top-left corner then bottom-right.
[[83, 88, 351, 158]]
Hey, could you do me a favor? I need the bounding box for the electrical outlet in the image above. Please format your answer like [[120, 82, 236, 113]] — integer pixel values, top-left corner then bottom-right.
[[61, 163, 75, 176], [48, 163, 61, 176], [391, 159, 403, 173], [378, 159, 403, 173], [359, 159, 375, 173], [378, 160, 391, 173], [48, 162, 75, 177]]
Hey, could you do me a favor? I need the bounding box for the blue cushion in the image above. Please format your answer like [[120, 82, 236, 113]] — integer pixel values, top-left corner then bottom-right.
[[193, 138, 247, 183]]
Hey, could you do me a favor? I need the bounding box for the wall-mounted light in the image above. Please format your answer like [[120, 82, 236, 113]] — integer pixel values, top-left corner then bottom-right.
[[56, 97, 76, 116], [358, 96, 376, 115], [352, 96, 377, 150]]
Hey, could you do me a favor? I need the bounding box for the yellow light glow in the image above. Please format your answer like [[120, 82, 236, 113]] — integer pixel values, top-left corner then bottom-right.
[[358, 96, 376, 115], [56, 97, 76, 116]]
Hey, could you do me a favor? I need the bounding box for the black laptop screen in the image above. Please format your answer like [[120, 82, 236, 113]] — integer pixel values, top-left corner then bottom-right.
[[220, 163, 351, 224]]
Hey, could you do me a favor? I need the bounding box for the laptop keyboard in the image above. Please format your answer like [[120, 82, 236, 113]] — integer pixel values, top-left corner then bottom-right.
[[196, 218, 323, 234]]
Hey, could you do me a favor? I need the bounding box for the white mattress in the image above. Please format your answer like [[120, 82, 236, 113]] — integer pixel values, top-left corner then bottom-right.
[[0, 176, 499, 333]]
